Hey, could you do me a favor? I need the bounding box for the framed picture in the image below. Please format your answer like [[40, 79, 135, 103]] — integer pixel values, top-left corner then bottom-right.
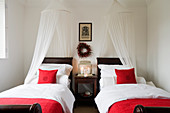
[[79, 23, 92, 41]]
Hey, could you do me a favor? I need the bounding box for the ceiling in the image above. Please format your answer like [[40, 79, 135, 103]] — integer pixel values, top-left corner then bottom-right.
[[17, 0, 147, 8]]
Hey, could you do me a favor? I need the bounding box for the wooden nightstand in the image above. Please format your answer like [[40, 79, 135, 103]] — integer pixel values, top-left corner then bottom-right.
[[74, 74, 98, 106]]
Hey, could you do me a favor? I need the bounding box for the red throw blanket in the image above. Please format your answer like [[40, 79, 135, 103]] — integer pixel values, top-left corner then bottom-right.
[[0, 98, 63, 113], [109, 99, 170, 113]]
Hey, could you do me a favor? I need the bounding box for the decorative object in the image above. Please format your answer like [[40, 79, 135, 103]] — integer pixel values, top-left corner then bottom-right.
[[77, 74, 93, 77], [79, 23, 92, 41], [81, 91, 92, 97], [78, 60, 92, 77], [85, 91, 91, 96], [77, 43, 92, 58]]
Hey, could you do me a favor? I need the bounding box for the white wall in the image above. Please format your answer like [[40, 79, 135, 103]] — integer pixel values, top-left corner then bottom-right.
[[0, 0, 25, 92], [147, 0, 170, 91], [23, 1, 147, 79], [127, 7, 147, 78]]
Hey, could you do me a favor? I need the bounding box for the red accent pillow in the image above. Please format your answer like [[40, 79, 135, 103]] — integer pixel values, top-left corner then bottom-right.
[[38, 69, 58, 84], [115, 68, 137, 84]]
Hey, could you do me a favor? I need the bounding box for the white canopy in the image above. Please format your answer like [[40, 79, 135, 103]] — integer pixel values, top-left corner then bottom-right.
[[103, 0, 136, 68], [24, 1, 72, 84]]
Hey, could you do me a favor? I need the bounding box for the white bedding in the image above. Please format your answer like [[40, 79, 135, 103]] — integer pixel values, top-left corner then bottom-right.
[[95, 84, 170, 113], [0, 84, 75, 113]]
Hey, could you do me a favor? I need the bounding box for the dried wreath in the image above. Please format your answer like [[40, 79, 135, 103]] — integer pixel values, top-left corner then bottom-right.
[[77, 43, 92, 58]]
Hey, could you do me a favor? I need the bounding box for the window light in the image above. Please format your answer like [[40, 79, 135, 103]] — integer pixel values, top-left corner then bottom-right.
[[0, 0, 6, 58]]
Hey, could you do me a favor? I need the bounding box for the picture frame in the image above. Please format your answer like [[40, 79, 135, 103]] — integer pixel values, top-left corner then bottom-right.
[[79, 23, 92, 41]]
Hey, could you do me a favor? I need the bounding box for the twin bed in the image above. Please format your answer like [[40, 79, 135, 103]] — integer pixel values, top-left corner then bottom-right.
[[95, 57, 170, 113], [0, 57, 75, 113], [0, 57, 170, 113]]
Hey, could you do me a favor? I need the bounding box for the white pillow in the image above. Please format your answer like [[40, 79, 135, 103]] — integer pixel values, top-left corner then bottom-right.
[[99, 77, 146, 89], [136, 77, 146, 84], [29, 64, 73, 87], [98, 65, 128, 70], [98, 65, 146, 88], [99, 77, 116, 89], [29, 75, 70, 87], [146, 81, 155, 87], [100, 70, 115, 78], [57, 75, 70, 87], [38, 64, 73, 76], [98, 64, 132, 78]]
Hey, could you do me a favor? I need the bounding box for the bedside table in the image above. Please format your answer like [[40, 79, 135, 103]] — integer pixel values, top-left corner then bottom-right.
[[74, 74, 98, 106]]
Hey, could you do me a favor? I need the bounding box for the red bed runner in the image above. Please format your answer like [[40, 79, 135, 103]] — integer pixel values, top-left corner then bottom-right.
[[0, 98, 63, 113], [109, 99, 170, 113]]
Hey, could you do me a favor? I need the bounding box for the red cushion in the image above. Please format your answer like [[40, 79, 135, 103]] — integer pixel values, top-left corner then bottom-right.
[[115, 68, 136, 84], [38, 69, 58, 84]]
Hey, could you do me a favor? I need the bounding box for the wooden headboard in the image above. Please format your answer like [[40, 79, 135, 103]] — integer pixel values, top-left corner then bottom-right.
[[97, 57, 122, 92], [42, 57, 73, 92], [43, 57, 73, 65]]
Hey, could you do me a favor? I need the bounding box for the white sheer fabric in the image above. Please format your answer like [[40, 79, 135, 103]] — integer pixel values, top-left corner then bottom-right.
[[0, 0, 6, 58], [24, 10, 58, 84], [104, 0, 136, 68], [25, 9, 71, 84], [47, 12, 72, 57], [45, 0, 70, 12]]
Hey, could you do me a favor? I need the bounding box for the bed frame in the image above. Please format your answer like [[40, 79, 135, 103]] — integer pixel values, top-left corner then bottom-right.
[[0, 57, 73, 113], [97, 57, 170, 113], [97, 57, 122, 93], [0, 103, 41, 113]]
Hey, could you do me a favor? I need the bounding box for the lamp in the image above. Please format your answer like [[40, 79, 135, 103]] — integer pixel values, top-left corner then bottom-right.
[[78, 60, 92, 77]]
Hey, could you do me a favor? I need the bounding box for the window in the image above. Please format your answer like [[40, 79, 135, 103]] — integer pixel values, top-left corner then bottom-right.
[[0, 0, 6, 58]]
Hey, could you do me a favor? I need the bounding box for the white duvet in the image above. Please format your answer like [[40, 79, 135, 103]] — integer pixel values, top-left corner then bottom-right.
[[95, 84, 170, 113], [0, 84, 75, 113]]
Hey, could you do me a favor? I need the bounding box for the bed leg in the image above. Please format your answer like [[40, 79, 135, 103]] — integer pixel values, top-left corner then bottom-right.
[[134, 105, 145, 113], [30, 103, 42, 113]]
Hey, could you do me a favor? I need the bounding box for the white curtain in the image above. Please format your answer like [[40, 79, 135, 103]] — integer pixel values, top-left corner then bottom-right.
[[104, 0, 136, 68], [24, 9, 71, 84], [0, 0, 5, 58], [47, 12, 72, 57], [43, 0, 73, 57]]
